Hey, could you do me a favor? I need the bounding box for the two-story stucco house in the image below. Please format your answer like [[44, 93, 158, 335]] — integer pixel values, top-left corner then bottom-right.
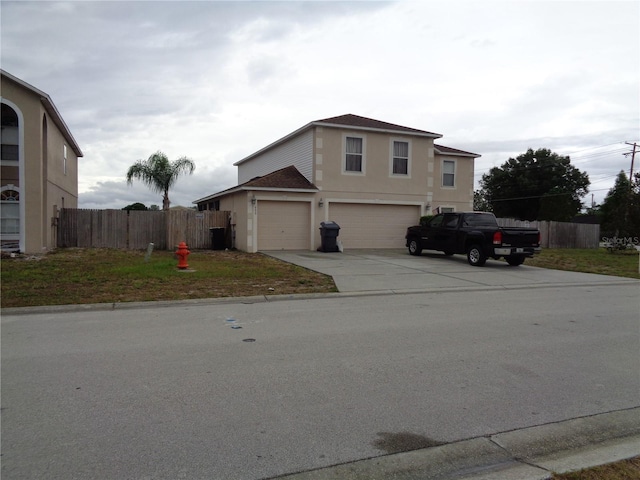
[[1, 70, 83, 253], [194, 114, 479, 252]]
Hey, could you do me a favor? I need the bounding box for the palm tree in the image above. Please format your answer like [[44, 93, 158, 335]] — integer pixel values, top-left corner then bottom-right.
[[126, 151, 195, 210]]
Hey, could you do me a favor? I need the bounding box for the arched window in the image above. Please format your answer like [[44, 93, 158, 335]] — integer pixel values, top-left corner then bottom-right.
[[1, 186, 20, 238], [1, 103, 19, 163]]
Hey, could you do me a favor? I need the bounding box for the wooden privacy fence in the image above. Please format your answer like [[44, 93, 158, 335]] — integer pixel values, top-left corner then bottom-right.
[[57, 209, 230, 250], [497, 218, 600, 249]]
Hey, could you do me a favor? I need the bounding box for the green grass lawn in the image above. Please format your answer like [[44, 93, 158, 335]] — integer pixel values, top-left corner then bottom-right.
[[0, 248, 337, 308], [525, 248, 640, 279], [2, 247, 637, 309]]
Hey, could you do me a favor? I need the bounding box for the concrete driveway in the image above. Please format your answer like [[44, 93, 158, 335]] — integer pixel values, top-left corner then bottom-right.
[[264, 248, 638, 294]]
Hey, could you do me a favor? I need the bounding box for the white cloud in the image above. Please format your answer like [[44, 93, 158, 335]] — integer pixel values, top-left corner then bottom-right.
[[1, 0, 638, 208]]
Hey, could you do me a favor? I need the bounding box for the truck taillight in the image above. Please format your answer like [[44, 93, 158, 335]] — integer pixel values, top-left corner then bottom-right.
[[493, 231, 502, 245]]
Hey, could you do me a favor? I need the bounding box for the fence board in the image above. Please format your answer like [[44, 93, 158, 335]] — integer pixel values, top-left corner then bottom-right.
[[57, 209, 230, 250], [58, 210, 600, 250], [496, 218, 600, 249], [129, 210, 166, 250]]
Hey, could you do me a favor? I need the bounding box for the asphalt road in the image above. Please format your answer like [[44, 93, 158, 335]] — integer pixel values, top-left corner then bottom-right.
[[2, 283, 639, 479]]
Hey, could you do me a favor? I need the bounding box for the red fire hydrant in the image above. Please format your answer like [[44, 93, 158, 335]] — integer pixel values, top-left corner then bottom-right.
[[175, 241, 190, 269]]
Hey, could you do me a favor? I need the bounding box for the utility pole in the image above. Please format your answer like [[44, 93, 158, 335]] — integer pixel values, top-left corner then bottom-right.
[[624, 142, 637, 190]]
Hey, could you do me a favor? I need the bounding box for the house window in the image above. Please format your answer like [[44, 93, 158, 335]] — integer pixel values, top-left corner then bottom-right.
[[392, 140, 409, 175], [442, 160, 455, 187], [1, 145, 18, 161], [1, 103, 19, 163], [0, 189, 20, 235], [345, 136, 363, 172], [63, 144, 67, 175]]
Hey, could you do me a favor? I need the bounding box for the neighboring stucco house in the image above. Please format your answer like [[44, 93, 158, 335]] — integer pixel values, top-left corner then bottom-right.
[[194, 114, 479, 252], [1, 70, 83, 253]]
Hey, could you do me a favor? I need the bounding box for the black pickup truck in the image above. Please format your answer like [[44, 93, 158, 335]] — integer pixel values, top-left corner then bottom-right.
[[405, 212, 541, 266]]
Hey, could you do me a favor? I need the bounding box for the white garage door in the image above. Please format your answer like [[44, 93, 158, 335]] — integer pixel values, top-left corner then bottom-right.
[[328, 203, 420, 249], [258, 201, 310, 250]]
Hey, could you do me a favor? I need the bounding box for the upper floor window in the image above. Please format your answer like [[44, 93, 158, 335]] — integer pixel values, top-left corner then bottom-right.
[[392, 140, 409, 175], [63, 144, 68, 174], [345, 136, 364, 173], [442, 160, 455, 187], [1, 103, 19, 163]]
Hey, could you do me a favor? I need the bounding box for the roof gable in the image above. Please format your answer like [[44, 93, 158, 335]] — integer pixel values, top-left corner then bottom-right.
[[315, 114, 441, 138], [1, 69, 83, 157], [193, 165, 317, 204], [434, 144, 481, 158], [244, 165, 318, 190]]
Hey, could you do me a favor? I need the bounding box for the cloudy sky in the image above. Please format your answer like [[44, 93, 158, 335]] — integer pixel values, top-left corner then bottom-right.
[[2, 0, 638, 209]]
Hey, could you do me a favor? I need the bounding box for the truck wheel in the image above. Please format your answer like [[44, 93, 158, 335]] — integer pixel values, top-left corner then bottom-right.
[[466, 244, 486, 266], [408, 238, 422, 256], [506, 256, 525, 266]]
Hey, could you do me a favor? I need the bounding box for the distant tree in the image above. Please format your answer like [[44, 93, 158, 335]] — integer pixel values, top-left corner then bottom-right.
[[600, 171, 640, 238], [473, 189, 492, 212], [480, 148, 590, 221], [149, 204, 160, 211], [122, 202, 148, 211], [126, 151, 195, 210]]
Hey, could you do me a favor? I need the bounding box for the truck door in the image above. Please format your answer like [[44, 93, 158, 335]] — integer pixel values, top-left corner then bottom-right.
[[422, 214, 444, 250], [434, 213, 460, 252]]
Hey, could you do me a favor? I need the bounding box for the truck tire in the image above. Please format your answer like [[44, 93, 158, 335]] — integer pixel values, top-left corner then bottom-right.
[[506, 256, 525, 266], [466, 244, 487, 266], [408, 238, 422, 256]]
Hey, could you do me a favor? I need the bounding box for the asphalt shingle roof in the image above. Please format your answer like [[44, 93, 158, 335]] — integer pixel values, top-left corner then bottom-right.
[[244, 165, 318, 190], [434, 144, 481, 157], [315, 114, 441, 137]]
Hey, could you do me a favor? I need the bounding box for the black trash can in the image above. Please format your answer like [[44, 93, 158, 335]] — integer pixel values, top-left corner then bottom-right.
[[319, 221, 340, 252], [209, 227, 226, 250]]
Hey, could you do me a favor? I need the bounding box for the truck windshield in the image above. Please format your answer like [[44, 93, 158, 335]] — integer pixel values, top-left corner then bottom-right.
[[463, 214, 498, 227]]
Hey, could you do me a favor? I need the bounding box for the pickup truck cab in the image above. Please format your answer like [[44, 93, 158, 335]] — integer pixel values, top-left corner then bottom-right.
[[405, 212, 541, 266]]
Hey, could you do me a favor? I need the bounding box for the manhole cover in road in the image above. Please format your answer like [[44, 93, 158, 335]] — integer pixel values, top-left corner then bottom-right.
[[243, 338, 256, 342]]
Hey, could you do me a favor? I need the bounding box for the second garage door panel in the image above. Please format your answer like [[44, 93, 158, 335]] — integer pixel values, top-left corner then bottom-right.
[[328, 203, 420, 249]]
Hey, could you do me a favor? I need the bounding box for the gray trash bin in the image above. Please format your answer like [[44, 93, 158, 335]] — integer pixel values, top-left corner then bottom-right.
[[319, 221, 340, 252], [210, 227, 226, 250]]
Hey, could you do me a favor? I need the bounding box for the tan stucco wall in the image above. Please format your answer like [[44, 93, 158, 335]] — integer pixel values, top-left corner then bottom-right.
[[312, 126, 473, 215], [218, 191, 248, 251], [1, 76, 79, 253], [431, 154, 475, 212], [314, 126, 433, 196]]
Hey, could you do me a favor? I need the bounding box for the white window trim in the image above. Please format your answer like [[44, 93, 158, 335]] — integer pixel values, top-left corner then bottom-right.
[[1, 184, 21, 241], [442, 159, 456, 188], [342, 133, 366, 175], [1, 100, 25, 252], [435, 205, 456, 214], [389, 138, 411, 178]]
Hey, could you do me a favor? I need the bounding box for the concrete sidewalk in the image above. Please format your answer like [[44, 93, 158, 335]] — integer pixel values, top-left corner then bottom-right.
[[263, 249, 640, 294], [271, 408, 640, 480]]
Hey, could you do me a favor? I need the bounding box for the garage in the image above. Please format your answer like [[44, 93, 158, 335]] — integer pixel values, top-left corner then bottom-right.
[[328, 203, 421, 249], [257, 201, 311, 250]]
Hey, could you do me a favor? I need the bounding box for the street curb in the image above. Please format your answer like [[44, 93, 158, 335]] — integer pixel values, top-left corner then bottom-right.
[[2, 280, 638, 316], [265, 408, 640, 480]]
